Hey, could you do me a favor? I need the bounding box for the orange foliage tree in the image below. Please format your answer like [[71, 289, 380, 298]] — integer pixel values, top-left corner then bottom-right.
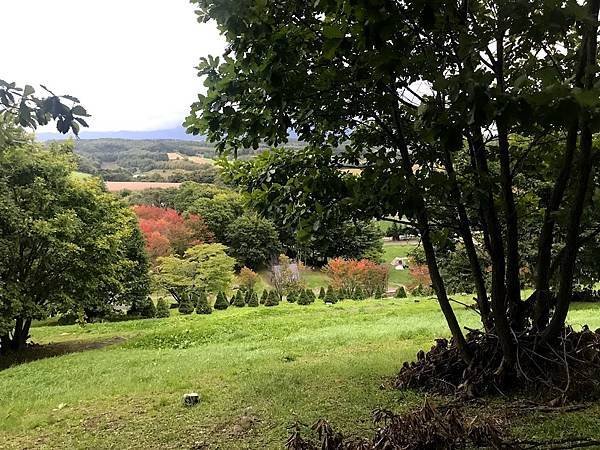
[[133, 205, 213, 261], [325, 258, 388, 297]]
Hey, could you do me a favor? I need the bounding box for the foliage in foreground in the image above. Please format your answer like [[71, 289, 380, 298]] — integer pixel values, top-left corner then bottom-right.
[[188, 0, 600, 383], [0, 133, 150, 353]]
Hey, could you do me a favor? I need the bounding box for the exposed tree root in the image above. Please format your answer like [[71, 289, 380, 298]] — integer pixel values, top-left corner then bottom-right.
[[395, 327, 600, 402]]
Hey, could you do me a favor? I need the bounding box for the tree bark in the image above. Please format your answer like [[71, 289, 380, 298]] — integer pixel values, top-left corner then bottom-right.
[[386, 109, 473, 362], [442, 148, 492, 331], [9, 317, 32, 351], [541, 0, 600, 342], [470, 126, 516, 368], [494, 26, 522, 327], [533, 34, 589, 329]]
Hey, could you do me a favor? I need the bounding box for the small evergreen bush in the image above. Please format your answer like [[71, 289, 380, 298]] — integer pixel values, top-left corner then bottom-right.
[[214, 291, 229, 310], [178, 295, 195, 315], [306, 289, 316, 303], [248, 291, 259, 307], [244, 289, 253, 305], [156, 298, 170, 318], [324, 287, 338, 304], [286, 291, 297, 303], [139, 296, 157, 318], [260, 290, 268, 305], [395, 286, 407, 298], [195, 290, 212, 314], [297, 290, 311, 305], [353, 287, 366, 300], [233, 290, 246, 307], [374, 285, 383, 299], [318, 286, 326, 299], [265, 290, 279, 306]]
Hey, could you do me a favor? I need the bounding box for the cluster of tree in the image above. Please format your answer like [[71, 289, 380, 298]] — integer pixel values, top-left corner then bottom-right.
[[187, 0, 600, 375], [133, 205, 214, 261], [384, 222, 417, 241], [0, 119, 150, 353], [324, 258, 389, 299]]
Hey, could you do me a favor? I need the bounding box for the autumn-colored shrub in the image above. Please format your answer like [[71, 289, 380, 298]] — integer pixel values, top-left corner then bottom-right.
[[133, 205, 213, 261], [238, 266, 259, 292], [324, 258, 389, 297]]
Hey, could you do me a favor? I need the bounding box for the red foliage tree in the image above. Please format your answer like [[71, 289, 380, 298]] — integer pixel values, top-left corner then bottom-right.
[[133, 205, 213, 261], [325, 258, 388, 296]]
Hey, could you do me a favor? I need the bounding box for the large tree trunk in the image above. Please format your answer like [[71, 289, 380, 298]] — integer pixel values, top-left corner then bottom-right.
[[8, 317, 32, 352], [469, 126, 516, 369], [442, 148, 492, 331], [494, 26, 523, 328], [541, 0, 600, 342], [387, 108, 473, 362], [533, 31, 590, 330]]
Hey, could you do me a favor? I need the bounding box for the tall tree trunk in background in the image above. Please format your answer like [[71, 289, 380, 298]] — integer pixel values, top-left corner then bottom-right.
[[533, 35, 589, 329], [442, 148, 492, 331], [470, 126, 516, 369], [494, 26, 522, 328], [388, 110, 473, 363], [542, 0, 600, 342]]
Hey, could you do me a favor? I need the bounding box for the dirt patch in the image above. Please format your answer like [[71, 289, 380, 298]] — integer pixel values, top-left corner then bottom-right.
[[0, 336, 126, 371]]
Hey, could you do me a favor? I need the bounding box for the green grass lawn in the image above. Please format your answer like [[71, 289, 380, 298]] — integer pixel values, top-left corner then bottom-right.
[[2, 298, 600, 449], [382, 241, 418, 288]]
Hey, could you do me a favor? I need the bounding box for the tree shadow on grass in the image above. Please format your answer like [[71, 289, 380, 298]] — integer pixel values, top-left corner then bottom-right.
[[0, 336, 126, 371]]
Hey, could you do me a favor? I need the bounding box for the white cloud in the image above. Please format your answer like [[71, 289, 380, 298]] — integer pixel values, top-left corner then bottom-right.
[[3, 0, 225, 131]]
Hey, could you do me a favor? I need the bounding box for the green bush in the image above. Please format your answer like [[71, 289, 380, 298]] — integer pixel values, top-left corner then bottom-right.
[[353, 287, 366, 300], [244, 289, 253, 305], [395, 286, 407, 298], [306, 289, 316, 303], [318, 286, 326, 299], [297, 290, 311, 305], [374, 285, 383, 299], [260, 290, 268, 305], [286, 291, 297, 303], [156, 298, 170, 318], [138, 296, 157, 318], [195, 290, 212, 315], [178, 295, 195, 315], [324, 287, 338, 304], [248, 291, 259, 307], [214, 291, 229, 310], [233, 290, 246, 307], [265, 290, 279, 306]]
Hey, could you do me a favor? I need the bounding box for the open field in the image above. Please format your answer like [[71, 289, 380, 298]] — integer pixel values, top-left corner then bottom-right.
[[2, 298, 599, 449], [166, 152, 215, 165], [104, 181, 181, 192]]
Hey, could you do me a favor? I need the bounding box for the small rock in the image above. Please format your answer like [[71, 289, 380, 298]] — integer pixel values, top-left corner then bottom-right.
[[183, 392, 200, 407]]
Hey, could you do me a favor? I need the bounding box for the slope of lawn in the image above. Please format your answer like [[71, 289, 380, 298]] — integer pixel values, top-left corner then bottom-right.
[[2, 299, 600, 449], [383, 241, 418, 289]]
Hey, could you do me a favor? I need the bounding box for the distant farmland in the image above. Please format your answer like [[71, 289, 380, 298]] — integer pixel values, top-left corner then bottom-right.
[[105, 181, 181, 192]]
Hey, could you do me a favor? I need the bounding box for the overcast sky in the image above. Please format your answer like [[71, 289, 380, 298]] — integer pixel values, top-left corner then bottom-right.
[[4, 0, 225, 132]]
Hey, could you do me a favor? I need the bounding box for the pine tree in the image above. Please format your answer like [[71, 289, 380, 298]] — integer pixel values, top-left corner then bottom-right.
[[395, 286, 407, 299], [260, 290, 269, 305], [353, 287, 365, 301], [156, 298, 170, 318], [286, 291, 297, 303], [248, 291, 259, 307], [233, 290, 246, 307], [318, 286, 326, 299], [139, 296, 157, 318], [244, 289, 253, 305], [297, 290, 311, 305], [178, 294, 195, 315], [214, 291, 229, 310], [195, 290, 212, 314], [374, 285, 383, 299], [265, 290, 279, 306], [324, 288, 338, 304], [306, 289, 316, 303]]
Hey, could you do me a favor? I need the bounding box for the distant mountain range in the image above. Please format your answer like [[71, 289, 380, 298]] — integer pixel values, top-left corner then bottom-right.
[[36, 126, 202, 142]]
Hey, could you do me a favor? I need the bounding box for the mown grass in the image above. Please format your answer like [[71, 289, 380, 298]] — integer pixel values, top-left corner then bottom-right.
[[1, 298, 599, 449]]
